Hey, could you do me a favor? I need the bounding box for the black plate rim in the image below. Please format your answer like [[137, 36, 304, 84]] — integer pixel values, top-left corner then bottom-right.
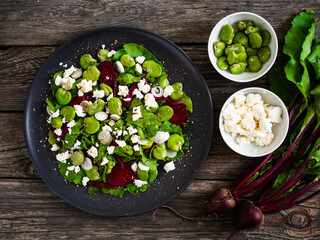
[[24, 26, 213, 217]]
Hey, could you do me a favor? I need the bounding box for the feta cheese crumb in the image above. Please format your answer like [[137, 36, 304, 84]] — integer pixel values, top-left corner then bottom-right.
[[131, 135, 140, 143], [71, 140, 82, 150], [56, 151, 70, 163], [131, 162, 138, 171], [134, 179, 148, 188], [108, 120, 115, 126], [127, 126, 138, 135], [132, 106, 142, 121], [107, 146, 115, 155], [135, 56, 145, 64], [101, 157, 109, 166], [67, 166, 75, 171], [153, 131, 170, 144], [138, 162, 150, 171], [76, 79, 93, 96], [132, 89, 144, 99], [234, 94, 246, 108], [135, 63, 143, 74], [87, 146, 98, 158], [115, 140, 126, 147], [101, 44, 105, 49], [118, 85, 129, 97], [54, 128, 62, 136], [133, 144, 140, 152], [51, 144, 60, 151], [142, 84, 151, 94], [82, 176, 90, 186], [65, 170, 69, 176], [144, 93, 158, 109], [107, 50, 117, 58], [75, 166, 80, 173], [163, 86, 174, 98], [74, 105, 86, 117], [137, 79, 146, 91], [93, 89, 105, 99], [266, 106, 282, 123], [67, 120, 76, 128], [102, 125, 112, 132], [164, 161, 175, 173]]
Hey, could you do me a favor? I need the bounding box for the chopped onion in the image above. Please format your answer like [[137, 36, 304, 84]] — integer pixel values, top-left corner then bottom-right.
[[81, 157, 92, 170], [151, 86, 163, 98], [95, 111, 108, 121], [110, 114, 121, 121], [138, 139, 148, 145], [71, 68, 82, 79]]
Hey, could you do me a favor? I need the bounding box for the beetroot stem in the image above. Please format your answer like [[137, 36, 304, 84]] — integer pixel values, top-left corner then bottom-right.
[[155, 205, 209, 221]]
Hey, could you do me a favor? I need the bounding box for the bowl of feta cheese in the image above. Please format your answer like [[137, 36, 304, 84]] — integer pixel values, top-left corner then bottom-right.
[[219, 87, 289, 157]]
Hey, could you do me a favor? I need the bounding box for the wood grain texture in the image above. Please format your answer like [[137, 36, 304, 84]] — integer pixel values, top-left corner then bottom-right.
[[0, 0, 319, 46], [0, 179, 319, 240]]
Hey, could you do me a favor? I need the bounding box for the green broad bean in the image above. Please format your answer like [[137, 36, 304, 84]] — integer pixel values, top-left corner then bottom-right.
[[246, 20, 255, 28], [233, 32, 249, 47], [227, 51, 247, 65], [219, 24, 234, 45], [261, 30, 271, 47], [100, 83, 113, 96], [143, 60, 162, 78], [158, 77, 169, 89], [80, 54, 97, 69], [85, 165, 100, 181], [51, 116, 63, 129], [48, 131, 57, 145], [225, 43, 246, 55], [83, 117, 100, 134], [120, 54, 135, 68], [217, 56, 228, 71], [107, 97, 122, 116], [60, 106, 76, 121], [142, 139, 154, 149], [213, 41, 226, 57], [249, 33, 262, 49], [246, 47, 258, 57], [170, 90, 184, 100], [167, 134, 184, 152], [157, 105, 174, 121], [236, 21, 247, 31], [119, 145, 133, 156], [137, 168, 149, 181], [230, 62, 247, 74], [83, 65, 100, 82], [245, 67, 251, 72], [258, 47, 271, 63], [107, 159, 116, 174], [152, 143, 167, 160], [88, 99, 106, 116], [55, 88, 72, 105], [97, 49, 109, 62], [248, 56, 262, 72], [245, 26, 260, 35], [70, 150, 84, 166], [181, 93, 193, 113], [172, 82, 183, 91]]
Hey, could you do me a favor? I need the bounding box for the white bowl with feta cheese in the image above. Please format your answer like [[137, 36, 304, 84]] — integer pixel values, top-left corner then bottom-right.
[[208, 12, 278, 82], [219, 87, 289, 157]]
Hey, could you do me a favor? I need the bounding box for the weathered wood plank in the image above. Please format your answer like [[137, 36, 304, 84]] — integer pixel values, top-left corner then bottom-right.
[[0, 179, 319, 240], [0, 45, 268, 111], [0, 111, 250, 180], [0, 0, 319, 45]]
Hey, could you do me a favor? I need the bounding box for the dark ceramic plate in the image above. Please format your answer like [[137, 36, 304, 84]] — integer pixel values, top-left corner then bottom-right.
[[24, 27, 213, 216]]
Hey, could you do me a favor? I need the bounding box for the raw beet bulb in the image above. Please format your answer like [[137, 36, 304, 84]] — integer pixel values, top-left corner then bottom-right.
[[207, 188, 236, 215], [236, 200, 264, 230], [108, 161, 136, 187], [98, 61, 116, 85]]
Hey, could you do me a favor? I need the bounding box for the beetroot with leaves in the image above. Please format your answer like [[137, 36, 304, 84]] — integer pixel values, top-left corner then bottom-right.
[[97, 61, 116, 85]]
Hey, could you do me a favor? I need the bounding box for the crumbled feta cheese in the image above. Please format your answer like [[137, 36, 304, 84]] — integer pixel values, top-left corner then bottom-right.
[[131, 162, 138, 171], [118, 85, 129, 97], [107, 146, 115, 155], [251, 103, 266, 120], [54, 128, 62, 136], [93, 89, 105, 99], [163, 86, 174, 97], [153, 131, 170, 144], [65, 170, 69, 176], [144, 93, 158, 109], [61, 76, 75, 90], [116, 129, 123, 137], [234, 94, 246, 108], [62, 117, 66, 124], [222, 103, 236, 119], [74, 105, 86, 117], [51, 144, 60, 151], [102, 125, 112, 132], [133, 144, 140, 152], [95, 111, 108, 121], [71, 140, 82, 150], [107, 93, 114, 101], [127, 126, 138, 135], [135, 56, 145, 64], [123, 130, 128, 136], [76, 79, 94, 96], [87, 146, 98, 158], [101, 157, 109, 166], [246, 93, 262, 107], [115, 61, 124, 73], [63, 65, 77, 78], [55, 75, 62, 86], [101, 44, 105, 49], [56, 151, 70, 163], [135, 63, 143, 74], [108, 120, 115, 126], [259, 117, 273, 133], [266, 106, 282, 124], [132, 89, 144, 99], [138, 162, 149, 171], [115, 140, 126, 147], [142, 84, 151, 94], [75, 166, 80, 173], [123, 98, 131, 102], [67, 120, 76, 128], [67, 166, 75, 171], [134, 179, 148, 188], [132, 106, 142, 121], [63, 64, 68, 68], [51, 109, 60, 118], [241, 113, 256, 131], [164, 161, 175, 173], [137, 79, 146, 91], [82, 176, 90, 186], [131, 135, 140, 143], [236, 136, 251, 145], [107, 50, 117, 58], [255, 132, 274, 147]]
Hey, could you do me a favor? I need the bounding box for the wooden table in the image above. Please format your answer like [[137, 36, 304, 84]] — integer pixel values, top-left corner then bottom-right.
[[1, 1, 320, 239]]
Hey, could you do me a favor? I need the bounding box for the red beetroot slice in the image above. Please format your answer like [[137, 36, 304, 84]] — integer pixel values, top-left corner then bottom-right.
[[97, 61, 115, 85], [51, 124, 68, 139], [169, 104, 188, 126], [90, 181, 117, 189], [113, 80, 118, 96], [108, 161, 136, 187], [68, 93, 93, 105], [123, 83, 137, 108], [165, 99, 186, 106]]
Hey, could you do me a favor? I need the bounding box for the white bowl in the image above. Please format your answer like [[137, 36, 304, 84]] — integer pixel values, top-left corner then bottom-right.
[[219, 87, 289, 157], [208, 12, 278, 82]]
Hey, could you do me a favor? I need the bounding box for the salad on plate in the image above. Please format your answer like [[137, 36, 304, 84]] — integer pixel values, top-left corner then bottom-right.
[[46, 43, 193, 197]]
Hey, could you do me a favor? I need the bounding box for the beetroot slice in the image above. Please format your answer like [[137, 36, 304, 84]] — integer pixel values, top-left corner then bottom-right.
[[68, 93, 93, 105], [123, 83, 137, 108], [165, 99, 186, 106], [108, 161, 136, 187], [97, 61, 115, 85], [90, 181, 117, 189], [113, 80, 118, 96], [169, 104, 188, 126]]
